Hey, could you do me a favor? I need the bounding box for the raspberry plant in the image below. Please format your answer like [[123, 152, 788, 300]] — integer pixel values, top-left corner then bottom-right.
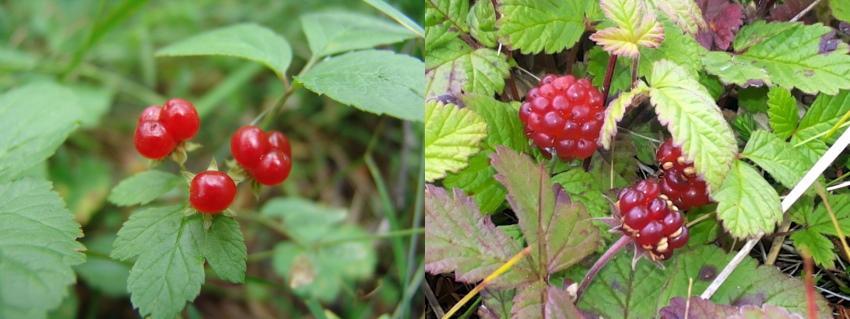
[[0, 1, 424, 318], [425, 0, 850, 317]]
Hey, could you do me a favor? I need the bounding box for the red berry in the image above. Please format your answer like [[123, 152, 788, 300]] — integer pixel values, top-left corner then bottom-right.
[[134, 121, 177, 159], [231, 126, 269, 170], [519, 74, 604, 161], [268, 131, 291, 154], [656, 139, 712, 210], [618, 179, 689, 260], [252, 150, 292, 185], [139, 106, 161, 123], [189, 171, 237, 213], [160, 98, 200, 141]]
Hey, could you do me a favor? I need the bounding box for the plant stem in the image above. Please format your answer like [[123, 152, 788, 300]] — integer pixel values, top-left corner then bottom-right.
[[252, 55, 318, 128], [630, 56, 640, 88], [576, 235, 631, 300], [601, 54, 618, 104], [803, 255, 818, 319], [442, 246, 532, 319]]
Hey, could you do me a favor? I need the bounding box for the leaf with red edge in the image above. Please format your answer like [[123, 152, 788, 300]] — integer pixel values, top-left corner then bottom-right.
[[511, 281, 583, 319], [695, 0, 743, 50], [590, 0, 664, 58], [659, 297, 805, 319]]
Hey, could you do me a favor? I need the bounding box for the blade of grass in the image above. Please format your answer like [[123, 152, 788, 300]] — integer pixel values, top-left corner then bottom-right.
[[365, 153, 407, 284], [304, 298, 328, 319]]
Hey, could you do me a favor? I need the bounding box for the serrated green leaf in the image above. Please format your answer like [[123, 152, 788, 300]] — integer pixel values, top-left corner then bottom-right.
[[497, 0, 587, 54], [424, 101, 487, 182], [492, 146, 600, 274], [647, 60, 737, 191], [156, 23, 292, 80], [443, 152, 506, 214], [0, 179, 85, 318], [426, 0, 470, 31], [647, 0, 705, 35], [424, 185, 530, 287], [791, 229, 835, 268], [297, 50, 424, 122], [575, 250, 668, 318], [551, 168, 610, 218], [463, 48, 511, 96], [599, 81, 650, 149], [798, 90, 850, 133], [713, 160, 782, 238], [74, 235, 130, 297], [364, 0, 424, 37], [767, 87, 799, 139], [742, 130, 811, 188], [738, 87, 769, 113], [272, 226, 376, 302], [590, 0, 664, 58], [113, 206, 205, 319], [791, 126, 829, 163], [511, 281, 582, 318], [0, 83, 82, 183], [202, 216, 246, 283], [464, 95, 526, 151], [830, 0, 850, 23], [467, 0, 498, 47], [300, 12, 417, 58], [731, 112, 756, 141], [425, 23, 472, 69], [260, 197, 346, 243], [733, 21, 850, 95], [799, 194, 850, 237], [108, 170, 184, 207], [638, 20, 705, 77], [702, 51, 770, 86]]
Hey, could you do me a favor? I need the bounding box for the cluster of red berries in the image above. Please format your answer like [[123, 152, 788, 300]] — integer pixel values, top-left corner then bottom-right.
[[519, 75, 605, 161], [133, 100, 293, 214], [617, 179, 689, 260], [656, 139, 711, 210], [231, 125, 293, 186], [134, 99, 200, 159]]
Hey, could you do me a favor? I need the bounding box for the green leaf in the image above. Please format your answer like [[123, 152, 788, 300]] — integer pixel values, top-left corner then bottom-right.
[[464, 95, 526, 151], [426, 0, 470, 31], [638, 20, 705, 77], [300, 12, 417, 58], [587, 47, 632, 95], [599, 81, 650, 149], [424, 185, 530, 287], [511, 281, 582, 318], [0, 83, 82, 183], [425, 23, 472, 69], [791, 229, 835, 268], [364, 0, 424, 37], [297, 50, 424, 122], [74, 235, 130, 297], [424, 101, 487, 182], [0, 179, 85, 318], [467, 0, 498, 47], [797, 194, 850, 237], [766, 87, 799, 139], [272, 226, 376, 302], [156, 23, 292, 80], [108, 170, 184, 207], [731, 112, 756, 141], [576, 250, 668, 318], [261, 197, 346, 243], [551, 168, 610, 218], [661, 297, 812, 318], [202, 216, 246, 283], [791, 127, 828, 164], [701, 51, 770, 86], [492, 146, 600, 274], [70, 84, 113, 128], [51, 152, 111, 224], [590, 0, 664, 58], [733, 21, 850, 95], [646, 60, 738, 191], [797, 90, 850, 133], [741, 130, 811, 188], [112, 206, 205, 319], [738, 87, 769, 113], [426, 48, 510, 98], [497, 0, 587, 54], [713, 160, 782, 238], [830, 0, 850, 23], [442, 152, 506, 214], [647, 0, 705, 35]]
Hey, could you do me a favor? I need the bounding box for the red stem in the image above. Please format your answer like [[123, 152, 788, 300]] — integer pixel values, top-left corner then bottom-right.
[[601, 54, 618, 105], [576, 235, 631, 300], [803, 255, 818, 319]]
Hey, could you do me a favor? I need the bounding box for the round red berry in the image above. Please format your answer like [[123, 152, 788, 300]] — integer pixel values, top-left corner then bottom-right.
[[618, 179, 689, 260], [231, 125, 269, 170], [160, 98, 200, 141], [252, 150, 292, 185], [139, 105, 161, 123], [268, 131, 291, 154], [134, 121, 177, 159], [656, 139, 712, 210], [519, 75, 604, 161], [189, 171, 237, 213]]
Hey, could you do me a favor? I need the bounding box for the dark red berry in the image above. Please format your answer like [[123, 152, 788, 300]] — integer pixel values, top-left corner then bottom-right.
[[189, 170, 237, 213], [656, 139, 711, 210], [160, 98, 200, 141], [230, 125, 293, 186], [518, 74, 604, 161], [134, 121, 177, 159], [618, 179, 689, 260], [231, 126, 269, 170], [252, 150, 292, 185]]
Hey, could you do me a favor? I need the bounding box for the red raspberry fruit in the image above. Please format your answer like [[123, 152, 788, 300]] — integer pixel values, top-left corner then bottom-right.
[[133, 99, 199, 159], [230, 125, 293, 185], [189, 170, 237, 213], [618, 179, 689, 260], [656, 139, 711, 210], [518, 75, 605, 161]]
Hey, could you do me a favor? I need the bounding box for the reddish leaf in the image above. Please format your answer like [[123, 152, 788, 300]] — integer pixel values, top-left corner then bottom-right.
[[696, 0, 744, 50], [658, 297, 805, 319]]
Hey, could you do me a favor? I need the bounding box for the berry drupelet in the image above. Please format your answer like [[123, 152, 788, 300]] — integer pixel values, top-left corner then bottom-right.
[[656, 139, 711, 210], [618, 179, 689, 260]]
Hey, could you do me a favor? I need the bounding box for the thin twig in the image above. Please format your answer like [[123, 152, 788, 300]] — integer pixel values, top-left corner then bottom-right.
[[576, 235, 631, 300], [601, 55, 618, 104], [790, 0, 821, 22], [441, 247, 532, 319]]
